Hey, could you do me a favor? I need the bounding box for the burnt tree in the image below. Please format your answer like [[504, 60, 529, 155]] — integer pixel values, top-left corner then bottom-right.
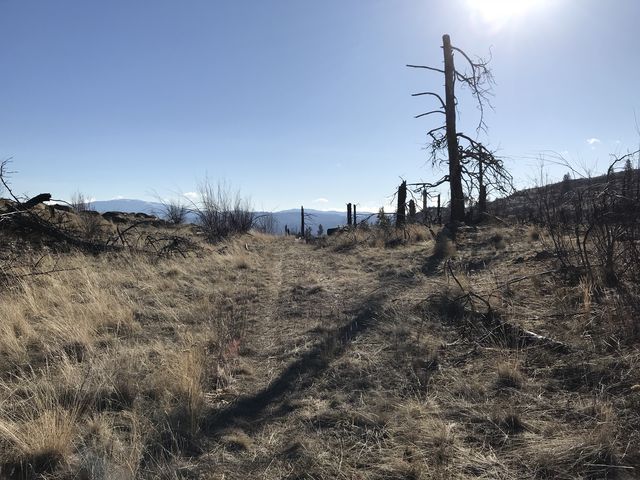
[[442, 34, 464, 221], [408, 200, 416, 222], [396, 181, 407, 227], [408, 34, 510, 221]]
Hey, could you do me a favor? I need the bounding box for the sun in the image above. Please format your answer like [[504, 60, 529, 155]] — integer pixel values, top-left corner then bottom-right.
[[467, 0, 549, 29]]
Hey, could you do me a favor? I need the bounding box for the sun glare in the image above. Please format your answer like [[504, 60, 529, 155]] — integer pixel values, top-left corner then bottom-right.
[[467, 0, 548, 29]]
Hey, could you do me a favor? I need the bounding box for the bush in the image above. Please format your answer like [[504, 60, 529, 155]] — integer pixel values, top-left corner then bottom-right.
[[191, 180, 253, 242], [70, 191, 93, 213], [159, 199, 189, 225], [539, 152, 640, 286], [253, 213, 278, 234]]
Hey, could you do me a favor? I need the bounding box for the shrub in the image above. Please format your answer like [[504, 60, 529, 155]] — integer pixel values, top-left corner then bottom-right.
[[495, 362, 523, 390], [160, 199, 189, 225], [191, 180, 253, 242], [538, 152, 640, 287], [70, 191, 93, 213], [253, 212, 279, 234]]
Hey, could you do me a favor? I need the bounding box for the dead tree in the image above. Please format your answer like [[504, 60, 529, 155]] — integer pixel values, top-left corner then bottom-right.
[[353, 204, 357, 226], [457, 133, 513, 215], [408, 34, 505, 222], [300, 205, 304, 237], [396, 181, 407, 227], [347, 203, 352, 226], [408, 200, 416, 222]]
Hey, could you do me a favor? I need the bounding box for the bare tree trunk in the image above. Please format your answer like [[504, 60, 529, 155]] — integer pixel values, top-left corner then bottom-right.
[[443, 34, 465, 223], [408, 200, 416, 222], [396, 181, 407, 227], [353, 204, 357, 226], [478, 156, 487, 214], [347, 203, 352, 226], [300, 206, 304, 237], [437, 194, 441, 224]]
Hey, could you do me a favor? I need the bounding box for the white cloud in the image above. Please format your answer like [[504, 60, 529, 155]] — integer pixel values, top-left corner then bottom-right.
[[183, 191, 198, 200], [586, 138, 601, 145], [358, 205, 383, 213], [313, 197, 329, 204]]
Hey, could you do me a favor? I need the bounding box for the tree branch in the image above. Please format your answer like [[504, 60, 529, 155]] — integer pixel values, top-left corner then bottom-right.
[[415, 110, 446, 119], [406, 64, 445, 74], [410, 92, 446, 109]]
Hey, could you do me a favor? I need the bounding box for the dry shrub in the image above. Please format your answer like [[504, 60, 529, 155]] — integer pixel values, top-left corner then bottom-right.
[[0, 361, 144, 478], [495, 361, 524, 390], [76, 413, 144, 480], [0, 302, 33, 372], [530, 425, 620, 479], [0, 374, 81, 477], [165, 343, 206, 434], [489, 232, 507, 249], [492, 408, 526, 435], [426, 421, 456, 468], [220, 428, 253, 452], [528, 226, 541, 242], [191, 180, 253, 242], [329, 224, 431, 251], [432, 232, 456, 259], [451, 377, 486, 401], [143, 342, 207, 458], [233, 254, 251, 270], [0, 267, 137, 372], [426, 286, 466, 322]]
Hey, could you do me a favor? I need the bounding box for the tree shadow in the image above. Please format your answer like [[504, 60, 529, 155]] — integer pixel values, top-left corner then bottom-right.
[[202, 298, 384, 437]]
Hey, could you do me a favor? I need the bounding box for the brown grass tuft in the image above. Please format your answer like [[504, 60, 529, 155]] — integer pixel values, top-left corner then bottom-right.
[[495, 361, 524, 390]]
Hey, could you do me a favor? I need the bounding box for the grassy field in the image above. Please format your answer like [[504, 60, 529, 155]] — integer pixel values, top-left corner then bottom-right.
[[0, 221, 639, 479]]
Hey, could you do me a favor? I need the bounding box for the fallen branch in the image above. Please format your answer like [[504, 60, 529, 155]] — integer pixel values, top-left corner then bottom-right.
[[434, 260, 571, 353]]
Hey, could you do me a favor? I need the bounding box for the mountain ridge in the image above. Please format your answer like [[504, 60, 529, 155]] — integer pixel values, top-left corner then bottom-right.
[[89, 199, 374, 234]]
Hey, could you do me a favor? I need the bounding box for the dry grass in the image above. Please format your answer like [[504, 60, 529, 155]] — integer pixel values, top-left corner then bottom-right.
[[0, 220, 638, 478], [0, 379, 79, 476], [329, 223, 432, 250], [495, 361, 524, 390]]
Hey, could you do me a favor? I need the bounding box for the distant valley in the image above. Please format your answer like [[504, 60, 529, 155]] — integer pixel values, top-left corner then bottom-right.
[[90, 199, 373, 234]]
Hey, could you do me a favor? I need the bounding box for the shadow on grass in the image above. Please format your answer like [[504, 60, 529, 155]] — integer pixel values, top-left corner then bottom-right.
[[202, 298, 384, 437]]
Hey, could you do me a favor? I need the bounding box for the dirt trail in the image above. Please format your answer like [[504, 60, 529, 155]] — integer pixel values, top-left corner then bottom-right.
[[192, 232, 639, 480], [206, 240, 385, 431], [191, 239, 435, 478]]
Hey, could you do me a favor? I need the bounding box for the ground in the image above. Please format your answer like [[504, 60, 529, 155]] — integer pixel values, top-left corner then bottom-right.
[[0, 223, 638, 479]]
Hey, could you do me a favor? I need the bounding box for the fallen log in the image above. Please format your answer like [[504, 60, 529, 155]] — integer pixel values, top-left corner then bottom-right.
[[20, 193, 52, 210]]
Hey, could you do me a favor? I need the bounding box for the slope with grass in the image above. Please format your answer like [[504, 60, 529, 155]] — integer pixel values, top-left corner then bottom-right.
[[0, 223, 638, 479]]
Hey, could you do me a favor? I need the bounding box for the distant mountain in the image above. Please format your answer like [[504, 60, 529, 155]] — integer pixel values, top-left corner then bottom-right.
[[264, 208, 375, 234], [90, 199, 374, 234], [91, 199, 163, 215]]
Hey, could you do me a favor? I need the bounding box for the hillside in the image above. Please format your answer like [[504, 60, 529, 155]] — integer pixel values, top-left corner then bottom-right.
[[1, 210, 638, 478], [490, 166, 640, 220]]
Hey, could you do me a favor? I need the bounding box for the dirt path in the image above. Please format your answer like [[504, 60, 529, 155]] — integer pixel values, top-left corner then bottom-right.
[[192, 240, 432, 478], [188, 232, 637, 480], [207, 240, 383, 425]]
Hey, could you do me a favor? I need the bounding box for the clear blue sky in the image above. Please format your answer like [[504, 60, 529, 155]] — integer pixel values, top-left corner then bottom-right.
[[2, 0, 639, 211]]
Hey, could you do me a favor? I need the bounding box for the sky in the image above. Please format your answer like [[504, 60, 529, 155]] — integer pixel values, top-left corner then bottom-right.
[[1, 0, 639, 212]]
